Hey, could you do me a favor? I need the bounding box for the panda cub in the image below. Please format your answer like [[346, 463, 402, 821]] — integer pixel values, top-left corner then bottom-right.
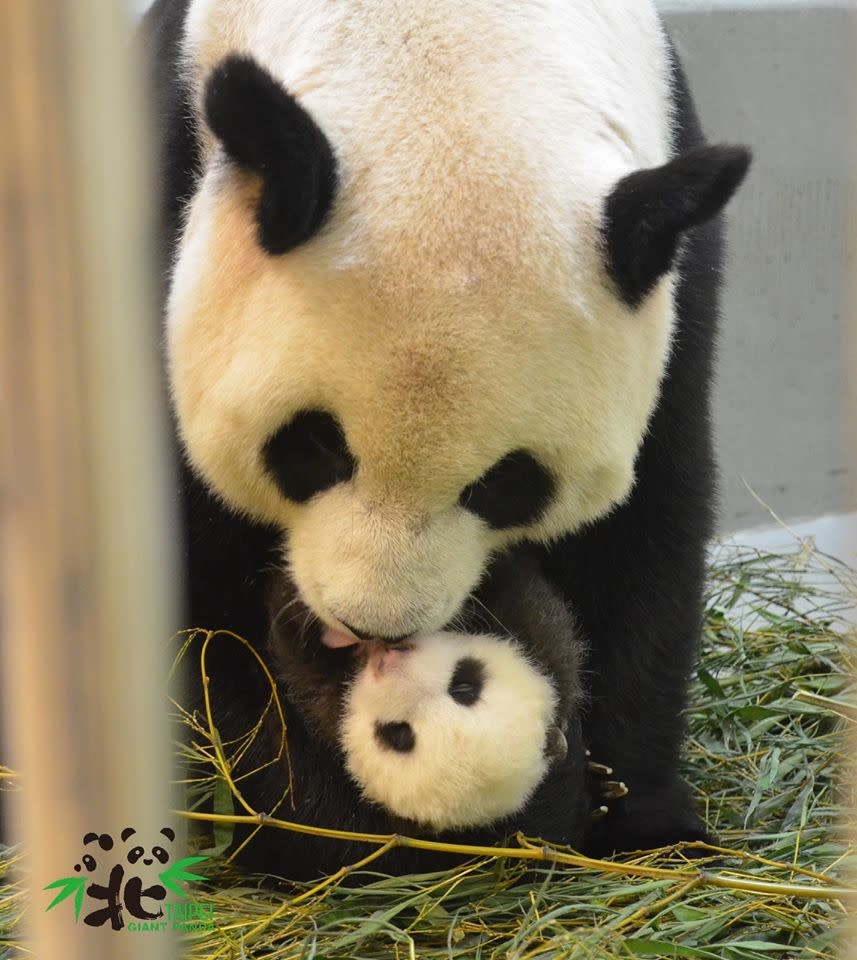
[[268, 548, 588, 841], [340, 630, 566, 832]]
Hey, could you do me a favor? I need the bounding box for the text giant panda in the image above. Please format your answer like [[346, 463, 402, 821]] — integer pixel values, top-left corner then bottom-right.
[[144, 0, 750, 876]]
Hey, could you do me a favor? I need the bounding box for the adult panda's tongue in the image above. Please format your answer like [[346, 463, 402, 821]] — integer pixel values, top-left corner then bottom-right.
[[320, 626, 361, 649]]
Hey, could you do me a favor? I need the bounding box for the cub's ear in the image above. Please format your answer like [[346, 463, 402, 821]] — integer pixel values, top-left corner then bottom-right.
[[203, 54, 337, 255], [603, 145, 751, 308]]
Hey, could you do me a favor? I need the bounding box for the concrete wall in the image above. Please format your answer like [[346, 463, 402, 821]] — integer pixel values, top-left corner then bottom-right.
[[661, 2, 856, 531]]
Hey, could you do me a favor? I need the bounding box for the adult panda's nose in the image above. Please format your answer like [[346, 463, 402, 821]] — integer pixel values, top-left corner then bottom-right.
[[341, 621, 411, 645]]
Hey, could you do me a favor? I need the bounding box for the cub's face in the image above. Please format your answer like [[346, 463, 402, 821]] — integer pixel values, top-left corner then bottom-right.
[[341, 633, 558, 830]]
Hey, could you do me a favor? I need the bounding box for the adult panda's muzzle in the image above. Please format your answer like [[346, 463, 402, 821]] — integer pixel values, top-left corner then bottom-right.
[[285, 483, 491, 641]]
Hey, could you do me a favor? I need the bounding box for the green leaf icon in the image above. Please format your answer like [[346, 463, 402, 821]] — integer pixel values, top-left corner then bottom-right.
[[158, 855, 208, 898], [44, 876, 88, 922]]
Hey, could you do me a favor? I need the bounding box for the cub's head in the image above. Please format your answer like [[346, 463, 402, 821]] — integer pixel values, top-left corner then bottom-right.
[[341, 633, 564, 830], [167, 35, 749, 640]]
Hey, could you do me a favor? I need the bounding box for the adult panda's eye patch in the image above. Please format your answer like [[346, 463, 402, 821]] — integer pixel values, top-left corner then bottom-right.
[[459, 450, 554, 529], [262, 410, 355, 503]]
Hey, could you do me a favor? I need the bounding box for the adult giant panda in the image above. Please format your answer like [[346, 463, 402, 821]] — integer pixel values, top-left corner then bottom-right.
[[144, 0, 750, 876]]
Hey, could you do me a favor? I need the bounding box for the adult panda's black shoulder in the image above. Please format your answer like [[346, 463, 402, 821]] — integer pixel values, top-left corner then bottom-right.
[[544, 41, 750, 857], [145, 0, 750, 871]]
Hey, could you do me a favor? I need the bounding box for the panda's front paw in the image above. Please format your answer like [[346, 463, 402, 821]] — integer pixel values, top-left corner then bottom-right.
[[584, 776, 712, 857]]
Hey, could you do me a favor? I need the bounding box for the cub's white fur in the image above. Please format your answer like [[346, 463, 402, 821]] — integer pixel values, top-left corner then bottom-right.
[[341, 633, 557, 830], [168, 0, 674, 637]]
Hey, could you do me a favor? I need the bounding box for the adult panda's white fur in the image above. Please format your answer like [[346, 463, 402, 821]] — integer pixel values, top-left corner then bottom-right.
[[341, 634, 560, 831], [167, 0, 677, 640]]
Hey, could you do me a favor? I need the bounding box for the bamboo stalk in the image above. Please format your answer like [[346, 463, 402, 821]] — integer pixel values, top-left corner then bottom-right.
[[175, 810, 857, 904], [0, 2, 176, 956]]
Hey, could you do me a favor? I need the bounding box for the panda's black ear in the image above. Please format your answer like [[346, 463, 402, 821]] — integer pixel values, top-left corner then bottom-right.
[[603, 145, 751, 308], [204, 55, 337, 255]]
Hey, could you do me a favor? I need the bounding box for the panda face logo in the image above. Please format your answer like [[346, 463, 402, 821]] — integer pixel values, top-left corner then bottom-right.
[[123, 826, 173, 868], [73, 832, 114, 876]]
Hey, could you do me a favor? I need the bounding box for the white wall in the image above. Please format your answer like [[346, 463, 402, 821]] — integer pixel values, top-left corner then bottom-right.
[[662, 3, 856, 531]]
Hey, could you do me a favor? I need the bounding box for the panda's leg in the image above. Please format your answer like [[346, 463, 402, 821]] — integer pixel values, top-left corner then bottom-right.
[[542, 40, 725, 856], [545, 463, 713, 854], [544, 212, 723, 857]]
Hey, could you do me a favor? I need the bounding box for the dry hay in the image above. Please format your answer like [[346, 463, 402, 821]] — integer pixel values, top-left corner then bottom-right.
[[1, 541, 855, 958]]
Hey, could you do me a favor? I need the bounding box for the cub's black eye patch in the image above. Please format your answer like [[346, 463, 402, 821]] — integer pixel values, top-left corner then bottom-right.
[[459, 450, 555, 529], [448, 657, 485, 707], [263, 410, 355, 503], [374, 720, 416, 753]]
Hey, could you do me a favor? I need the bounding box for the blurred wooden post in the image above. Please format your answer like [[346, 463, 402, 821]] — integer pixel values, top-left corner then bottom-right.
[[0, 2, 177, 957], [851, 180, 857, 960], [850, 57, 857, 960]]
